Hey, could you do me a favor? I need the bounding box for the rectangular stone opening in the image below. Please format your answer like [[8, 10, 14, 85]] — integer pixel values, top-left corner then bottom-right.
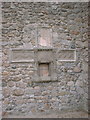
[[39, 63, 50, 77]]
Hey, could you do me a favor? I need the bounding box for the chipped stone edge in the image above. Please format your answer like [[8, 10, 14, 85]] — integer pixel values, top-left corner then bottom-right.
[[0, 2, 2, 120]]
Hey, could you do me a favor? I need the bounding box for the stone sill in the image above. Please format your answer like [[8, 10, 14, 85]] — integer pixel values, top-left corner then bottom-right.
[[58, 60, 76, 62], [11, 60, 35, 63], [33, 75, 57, 83]]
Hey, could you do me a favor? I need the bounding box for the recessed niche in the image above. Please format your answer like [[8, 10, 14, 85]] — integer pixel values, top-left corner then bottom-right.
[[39, 63, 50, 77], [38, 28, 53, 47], [34, 49, 57, 82]]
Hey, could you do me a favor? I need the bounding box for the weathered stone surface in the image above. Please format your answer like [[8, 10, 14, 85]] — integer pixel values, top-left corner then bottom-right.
[[27, 99, 35, 103], [11, 49, 34, 62], [28, 71, 34, 75], [60, 97, 69, 103], [73, 66, 81, 73], [3, 63, 10, 67], [16, 82, 27, 88], [82, 62, 88, 72], [44, 103, 50, 110], [42, 91, 49, 96], [59, 91, 69, 96], [75, 80, 83, 87], [13, 89, 24, 96], [2, 81, 7, 87], [11, 77, 21, 82], [34, 86, 40, 90], [2, 71, 10, 76], [6, 104, 15, 111], [15, 99, 25, 105], [57, 50, 75, 61], [8, 81, 15, 87], [3, 98, 10, 105], [3, 88, 10, 98], [25, 87, 34, 94], [67, 81, 74, 86], [76, 87, 84, 95]]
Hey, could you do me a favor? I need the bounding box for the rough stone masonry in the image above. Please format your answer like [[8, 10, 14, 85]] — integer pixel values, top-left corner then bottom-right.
[[2, 2, 88, 117]]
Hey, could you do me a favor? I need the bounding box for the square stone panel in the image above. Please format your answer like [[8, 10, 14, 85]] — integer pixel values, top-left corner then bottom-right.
[[37, 50, 53, 62]]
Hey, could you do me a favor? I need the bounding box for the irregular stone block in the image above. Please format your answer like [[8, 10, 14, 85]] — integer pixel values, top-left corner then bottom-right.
[[8, 81, 15, 87], [11, 77, 21, 82], [3, 88, 10, 98], [67, 81, 74, 86], [16, 82, 27, 88], [73, 66, 81, 73], [3, 98, 10, 105], [13, 89, 24, 96], [2, 71, 10, 76], [75, 80, 83, 87], [59, 91, 69, 96]]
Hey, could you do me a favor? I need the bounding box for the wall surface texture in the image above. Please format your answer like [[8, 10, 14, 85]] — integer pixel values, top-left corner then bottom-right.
[[2, 2, 88, 117]]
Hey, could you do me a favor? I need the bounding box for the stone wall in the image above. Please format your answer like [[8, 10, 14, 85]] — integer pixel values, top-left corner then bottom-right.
[[0, 2, 2, 119], [2, 2, 88, 116]]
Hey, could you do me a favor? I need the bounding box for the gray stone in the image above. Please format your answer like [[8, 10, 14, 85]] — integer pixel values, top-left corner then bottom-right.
[[3, 88, 10, 98], [73, 66, 81, 73], [76, 87, 84, 95], [13, 89, 24, 96], [75, 80, 83, 87], [8, 81, 15, 87], [67, 81, 74, 86]]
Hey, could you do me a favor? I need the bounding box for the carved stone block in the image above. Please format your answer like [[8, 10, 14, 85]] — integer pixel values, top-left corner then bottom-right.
[[37, 50, 53, 62], [10, 49, 34, 63], [57, 49, 76, 61]]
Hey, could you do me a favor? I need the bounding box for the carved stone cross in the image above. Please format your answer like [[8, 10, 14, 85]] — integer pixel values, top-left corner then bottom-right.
[[10, 48, 76, 63]]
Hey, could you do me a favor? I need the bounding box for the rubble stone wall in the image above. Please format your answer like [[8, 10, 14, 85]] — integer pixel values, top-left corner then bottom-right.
[[2, 2, 88, 116]]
